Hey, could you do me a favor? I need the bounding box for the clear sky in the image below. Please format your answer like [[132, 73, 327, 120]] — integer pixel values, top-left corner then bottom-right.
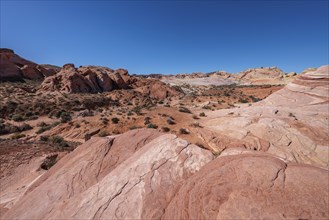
[[1, 0, 328, 74]]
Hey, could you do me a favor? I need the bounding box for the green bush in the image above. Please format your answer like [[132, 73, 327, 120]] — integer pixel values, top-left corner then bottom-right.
[[49, 135, 69, 148], [40, 135, 49, 142], [179, 128, 189, 134], [111, 117, 120, 124], [60, 112, 72, 123], [147, 123, 158, 129], [12, 114, 24, 122], [11, 133, 26, 139]]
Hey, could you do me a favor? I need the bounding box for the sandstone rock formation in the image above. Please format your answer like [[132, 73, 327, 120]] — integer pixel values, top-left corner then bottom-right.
[[1, 129, 213, 219], [40, 64, 116, 93], [164, 153, 329, 219], [195, 65, 329, 168], [40, 64, 181, 99], [1, 64, 328, 219], [0, 48, 54, 81], [237, 66, 292, 84]]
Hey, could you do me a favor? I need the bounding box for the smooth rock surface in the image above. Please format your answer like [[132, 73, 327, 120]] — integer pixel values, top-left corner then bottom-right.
[[163, 153, 329, 219], [1, 129, 213, 219]]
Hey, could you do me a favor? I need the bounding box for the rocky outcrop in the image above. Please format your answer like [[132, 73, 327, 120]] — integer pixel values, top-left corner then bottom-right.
[[40, 64, 122, 93], [132, 79, 182, 99], [1, 129, 213, 219], [237, 66, 292, 84], [0, 48, 54, 81], [40, 64, 181, 99], [195, 65, 329, 168], [164, 153, 329, 219]]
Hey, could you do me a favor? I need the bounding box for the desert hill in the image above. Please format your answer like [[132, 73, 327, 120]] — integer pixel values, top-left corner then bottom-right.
[[0, 49, 56, 81]]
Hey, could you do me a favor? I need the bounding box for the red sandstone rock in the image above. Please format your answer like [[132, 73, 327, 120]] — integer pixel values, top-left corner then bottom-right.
[[1, 129, 213, 219], [163, 153, 329, 219], [0, 48, 55, 81]]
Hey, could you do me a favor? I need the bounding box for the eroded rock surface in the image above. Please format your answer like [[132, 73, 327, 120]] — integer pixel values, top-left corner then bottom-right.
[[0, 48, 54, 81], [1, 129, 213, 219], [196, 65, 329, 168], [164, 154, 329, 219]]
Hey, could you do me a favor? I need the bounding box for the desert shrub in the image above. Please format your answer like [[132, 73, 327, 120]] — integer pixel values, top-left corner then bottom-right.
[[190, 122, 202, 128], [60, 112, 72, 123], [98, 130, 110, 137], [144, 116, 151, 125], [179, 128, 189, 134], [127, 111, 133, 116], [202, 105, 211, 110], [0, 122, 32, 135], [111, 117, 120, 124], [178, 107, 191, 114], [250, 95, 261, 102], [27, 115, 39, 120], [37, 122, 49, 127], [164, 104, 170, 107], [239, 98, 248, 103], [166, 118, 176, 125], [101, 117, 109, 125], [132, 106, 143, 115], [129, 125, 142, 130], [112, 129, 121, 134], [19, 123, 33, 131], [147, 123, 158, 129], [161, 127, 170, 132], [11, 133, 26, 139], [40, 135, 49, 142], [49, 135, 69, 148], [36, 126, 51, 134], [36, 121, 59, 134], [24, 111, 34, 117], [40, 155, 58, 170], [11, 114, 24, 122], [199, 112, 206, 117]]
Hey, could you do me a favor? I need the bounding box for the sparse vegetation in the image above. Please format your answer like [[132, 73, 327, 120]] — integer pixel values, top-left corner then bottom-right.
[[40, 155, 58, 170], [60, 112, 72, 123], [11, 133, 26, 139], [179, 128, 189, 134], [178, 106, 192, 114], [147, 123, 158, 129], [98, 130, 110, 137], [199, 112, 206, 117], [166, 118, 176, 125], [111, 117, 120, 124], [11, 114, 24, 122]]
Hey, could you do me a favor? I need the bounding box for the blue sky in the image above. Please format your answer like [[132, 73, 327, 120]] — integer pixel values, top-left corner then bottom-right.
[[1, 0, 328, 74]]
